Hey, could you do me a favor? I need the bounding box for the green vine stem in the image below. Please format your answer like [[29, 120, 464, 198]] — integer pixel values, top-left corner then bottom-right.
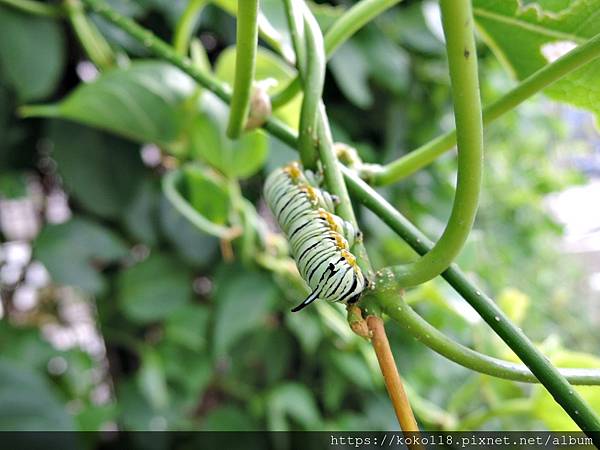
[[162, 168, 241, 240], [226, 0, 259, 139], [297, 4, 325, 170], [173, 0, 208, 56], [0, 0, 64, 17], [370, 31, 600, 186], [342, 166, 600, 432], [64, 0, 114, 69], [74, 0, 600, 433], [271, 0, 402, 109], [377, 288, 600, 385], [384, 0, 483, 287], [283, 0, 306, 72]]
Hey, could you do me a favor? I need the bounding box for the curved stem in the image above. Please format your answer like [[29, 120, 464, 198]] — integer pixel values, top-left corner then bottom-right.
[[297, 4, 325, 170], [368, 315, 422, 442], [173, 0, 207, 56], [65, 0, 114, 69], [0, 0, 64, 17], [226, 0, 259, 139], [386, 0, 483, 287], [271, 0, 403, 109], [282, 0, 306, 73], [376, 288, 600, 385], [342, 167, 600, 432], [162, 168, 240, 239], [372, 31, 600, 186]]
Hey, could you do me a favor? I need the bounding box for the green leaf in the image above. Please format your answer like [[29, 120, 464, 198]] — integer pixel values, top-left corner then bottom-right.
[[201, 406, 258, 431], [190, 92, 269, 179], [122, 179, 161, 245], [473, 0, 600, 123], [498, 287, 530, 325], [22, 61, 196, 150], [48, 121, 147, 220], [164, 304, 210, 351], [0, 359, 74, 430], [212, 268, 277, 357], [184, 165, 230, 225], [137, 348, 169, 410], [34, 218, 128, 295], [329, 41, 373, 109], [329, 350, 375, 390], [215, 46, 301, 129], [285, 311, 323, 355], [0, 6, 65, 101], [118, 253, 192, 323], [266, 383, 321, 431]]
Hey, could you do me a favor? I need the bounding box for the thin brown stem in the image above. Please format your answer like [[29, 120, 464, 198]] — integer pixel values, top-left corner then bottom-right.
[[367, 315, 422, 446]]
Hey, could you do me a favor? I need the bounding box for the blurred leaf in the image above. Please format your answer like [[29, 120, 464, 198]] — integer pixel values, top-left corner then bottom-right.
[[138, 348, 169, 410], [22, 61, 196, 151], [329, 350, 375, 390], [0, 6, 65, 101], [49, 121, 146, 220], [118, 252, 192, 323], [266, 383, 320, 430], [213, 268, 277, 357], [159, 195, 219, 266], [164, 304, 210, 351], [474, 0, 600, 123], [34, 217, 128, 295], [498, 287, 530, 325], [0, 323, 58, 371], [0, 171, 28, 198], [215, 46, 301, 129], [202, 405, 258, 431], [0, 359, 74, 430], [285, 311, 322, 355], [329, 41, 373, 109], [532, 350, 600, 430], [184, 165, 230, 225], [122, 179, 161, 245]]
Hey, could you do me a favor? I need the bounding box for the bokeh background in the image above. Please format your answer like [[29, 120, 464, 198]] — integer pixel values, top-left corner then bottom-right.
[[1, 0, 599, 435]]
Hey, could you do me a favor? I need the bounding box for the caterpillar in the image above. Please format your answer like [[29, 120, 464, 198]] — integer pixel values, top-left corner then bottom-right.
[[264, 162, 366, 312]]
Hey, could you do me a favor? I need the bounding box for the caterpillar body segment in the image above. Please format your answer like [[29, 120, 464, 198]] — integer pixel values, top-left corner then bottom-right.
[[264, 162, 366, 312]]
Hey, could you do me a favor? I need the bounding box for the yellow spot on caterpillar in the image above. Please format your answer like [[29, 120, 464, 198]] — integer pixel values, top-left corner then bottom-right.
[[317, 208, 340, 231], [299, 185, 318, 204], [284, 161, 302, 181], [334, 234, 348, 250], [341, 249, 359, 272]]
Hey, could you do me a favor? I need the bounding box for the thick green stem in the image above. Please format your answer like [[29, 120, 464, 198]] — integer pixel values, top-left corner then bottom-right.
[[65, 0, 114, 69], [386, 0, 483, 287], [271, 0, 403, 109], [373, 31, 600, 185], [173, 0, 207, 56], [226, 0, 259, 139], [0, 0, 63, 17], [376, 289, 600, 385], [342, 167, 600, 433], [72, 0, 600, 433], [297, 4, 325, 170]]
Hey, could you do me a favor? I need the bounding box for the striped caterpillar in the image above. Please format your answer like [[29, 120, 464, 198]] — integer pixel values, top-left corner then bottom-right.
[[264, 162, 366, 312]]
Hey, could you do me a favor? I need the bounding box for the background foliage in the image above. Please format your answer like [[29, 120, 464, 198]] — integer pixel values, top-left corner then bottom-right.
[[0, 0, 599, 436]]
